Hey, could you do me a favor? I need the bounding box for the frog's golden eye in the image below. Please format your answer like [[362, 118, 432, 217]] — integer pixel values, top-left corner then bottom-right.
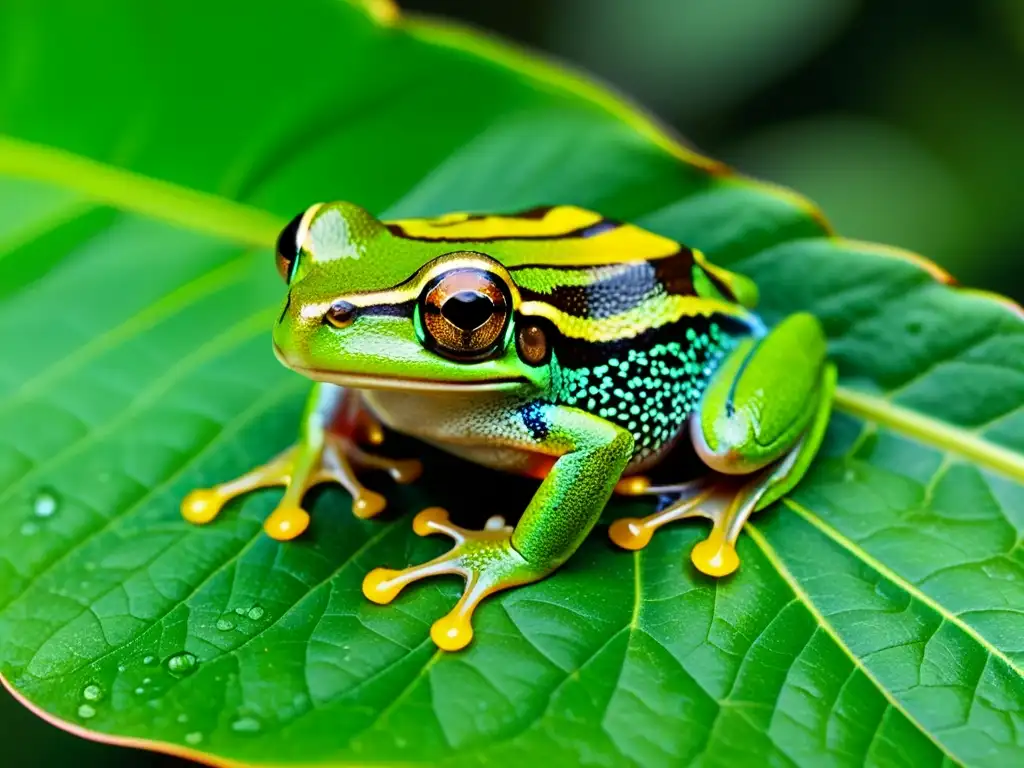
[[420, 269, 511, 360], [275, 212, 304, 283]]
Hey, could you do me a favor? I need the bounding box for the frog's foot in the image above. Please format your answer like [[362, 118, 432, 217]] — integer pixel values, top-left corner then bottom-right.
[[609, 477, 760, 578], [362, 508, 545, 651], [181, 434, 422, 541]]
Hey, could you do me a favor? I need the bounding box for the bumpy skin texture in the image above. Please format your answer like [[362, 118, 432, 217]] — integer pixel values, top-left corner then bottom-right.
[[182, 202, 834, 651]]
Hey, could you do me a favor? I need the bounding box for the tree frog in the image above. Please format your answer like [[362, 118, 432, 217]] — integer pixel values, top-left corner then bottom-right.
[[181, 203, 835, 651]]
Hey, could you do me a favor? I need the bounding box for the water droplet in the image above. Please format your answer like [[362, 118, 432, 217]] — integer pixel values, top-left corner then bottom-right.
[[134, 687, 145, 695], [231, 716, 261, 734], [247, 605, 264, 620], [142, 677, 152, 685], [142, 655, 157, 666], [117, 664, 127, 672], [166, 651, 198, 677], [33, 490, 58, 518], [843, 468, 856, 482], [77, 704, 96, 719], [20, 522, 39, 536], [177, 713, 189, 724], [234, 607, 246, 615], [81, 683, 103, 702], [185, 732, 204, 745], [216, 618, 234, 631]]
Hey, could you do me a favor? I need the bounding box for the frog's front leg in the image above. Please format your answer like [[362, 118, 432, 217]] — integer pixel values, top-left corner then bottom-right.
[[362, 405, 633, 651], [610, 313, 836, 576], [181, 383, 421, 540]]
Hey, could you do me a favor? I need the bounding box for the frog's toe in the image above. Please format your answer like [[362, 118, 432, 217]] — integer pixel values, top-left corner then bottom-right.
[[608, 517, 655, 550], [351, 490, 387, 520], [180, 489, 225, 525], [362, 507, 543, 652], [690, 531, 740, 577], [317, 435, 422, 520], [263, 505, 311, 541]]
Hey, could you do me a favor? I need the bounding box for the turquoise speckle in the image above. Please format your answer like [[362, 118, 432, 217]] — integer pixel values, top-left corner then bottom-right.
[[552, 322, 736, 460]]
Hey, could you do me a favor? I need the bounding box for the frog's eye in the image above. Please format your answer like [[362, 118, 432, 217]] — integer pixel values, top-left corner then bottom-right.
[[275, 212, 304, 283], [420, 269, 511, 360]]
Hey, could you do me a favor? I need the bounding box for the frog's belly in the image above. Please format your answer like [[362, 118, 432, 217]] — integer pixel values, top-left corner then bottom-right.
[[361, 388, 555, 475], [423, 440, 547, 475], [420, 433, 677, 477], [361, 387, 683, 479]]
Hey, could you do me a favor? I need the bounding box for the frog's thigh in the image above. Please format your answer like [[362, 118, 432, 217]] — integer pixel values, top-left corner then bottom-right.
[[692, 312, 829, 475], [610, 315, 836, 576]]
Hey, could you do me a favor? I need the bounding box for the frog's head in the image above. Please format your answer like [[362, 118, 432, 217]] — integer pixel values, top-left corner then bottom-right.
[[272, 202, 550, 392]]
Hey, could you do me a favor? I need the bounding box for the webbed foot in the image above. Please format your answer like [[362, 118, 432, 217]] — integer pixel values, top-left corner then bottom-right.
[[609, 440, 806, 577], [362, 508, 546, 651], [181, 388, 421, 540], [609, 478, 747, 576]]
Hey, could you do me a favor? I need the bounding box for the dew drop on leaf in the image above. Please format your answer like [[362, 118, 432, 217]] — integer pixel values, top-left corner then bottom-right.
[[185, 732, 203, 745], [77, 704, 96, 719], [247, 605, 265, 620], [216, 618, 234, 631], [81, 683, 103, 702], [19, 522, 38, 536], [234, 607, 246, 615], [231, 716, 262, 734], [33, 489, 58, 518], [177, 713, 189, 724], [134, 687, 145, 695], [142, 655, 157, 666], [166, 651, 198, 677]]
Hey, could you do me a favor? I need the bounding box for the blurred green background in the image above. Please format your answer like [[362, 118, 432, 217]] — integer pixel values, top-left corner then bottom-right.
[[3, 0, 1021, 765], [403, 0, 1023, 302]]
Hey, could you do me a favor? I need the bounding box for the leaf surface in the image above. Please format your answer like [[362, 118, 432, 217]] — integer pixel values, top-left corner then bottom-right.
[[0, 1, 1022, 766]]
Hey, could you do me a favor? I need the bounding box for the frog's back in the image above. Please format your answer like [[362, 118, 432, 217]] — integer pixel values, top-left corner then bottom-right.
[[385, 205, 760, 465]]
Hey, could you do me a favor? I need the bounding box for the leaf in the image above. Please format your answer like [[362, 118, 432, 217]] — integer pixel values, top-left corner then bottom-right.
[[1, 1, 1022, 766]]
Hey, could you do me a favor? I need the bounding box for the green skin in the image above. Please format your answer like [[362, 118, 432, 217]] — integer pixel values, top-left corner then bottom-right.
[[186, 201, 835, 650]]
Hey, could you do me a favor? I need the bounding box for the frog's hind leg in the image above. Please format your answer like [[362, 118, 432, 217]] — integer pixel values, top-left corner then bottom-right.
[[609, 313, 837, 577], [181, 383, 421, 540]]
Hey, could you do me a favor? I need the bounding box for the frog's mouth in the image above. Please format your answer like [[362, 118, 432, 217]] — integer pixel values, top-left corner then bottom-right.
[[292, 368, 526, 392], [273, 345, 527, 393]]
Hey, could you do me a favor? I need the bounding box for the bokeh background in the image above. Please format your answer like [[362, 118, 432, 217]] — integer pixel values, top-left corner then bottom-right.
[[405, 0, 1023, 302], [4, 0, 1022, 765]]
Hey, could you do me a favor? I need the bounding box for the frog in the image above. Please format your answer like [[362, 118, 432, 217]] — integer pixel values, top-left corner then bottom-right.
[[181, 202, 836, 652]]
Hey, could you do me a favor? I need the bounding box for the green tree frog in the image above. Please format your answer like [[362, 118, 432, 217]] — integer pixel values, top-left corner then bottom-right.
[[181, 203, 835, 651]]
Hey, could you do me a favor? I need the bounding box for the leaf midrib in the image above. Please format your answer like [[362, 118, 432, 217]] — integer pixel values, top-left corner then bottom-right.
[[2, 132, 1021, 482], [746, 524, 964, 765], [782, 498, 1024, 680], [0, 134, 281, 248]]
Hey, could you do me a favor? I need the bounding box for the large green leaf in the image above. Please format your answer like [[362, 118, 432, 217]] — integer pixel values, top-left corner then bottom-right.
[[1, 1, 1022, 766]]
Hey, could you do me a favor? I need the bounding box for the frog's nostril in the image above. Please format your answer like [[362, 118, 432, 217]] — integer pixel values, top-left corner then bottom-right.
[[326, 300, 357, 329]]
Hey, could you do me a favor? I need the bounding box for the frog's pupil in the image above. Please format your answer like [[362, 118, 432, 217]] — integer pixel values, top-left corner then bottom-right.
[[442, 291, 493, 331]]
